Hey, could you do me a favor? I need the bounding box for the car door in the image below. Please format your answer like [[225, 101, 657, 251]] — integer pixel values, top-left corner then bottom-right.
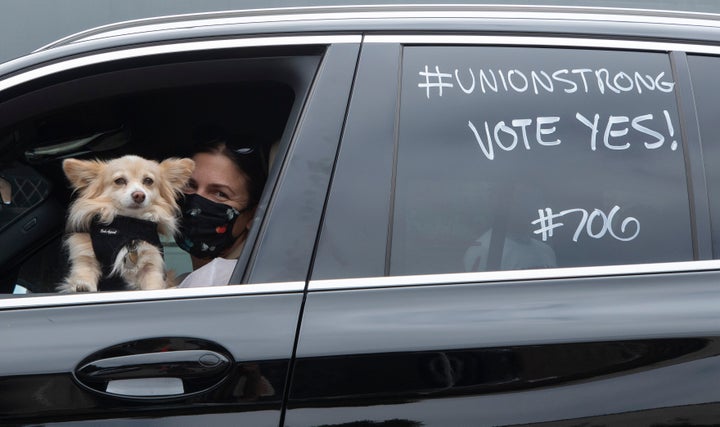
[[284, 37, 720, 426], [0, 33, 360, 425]]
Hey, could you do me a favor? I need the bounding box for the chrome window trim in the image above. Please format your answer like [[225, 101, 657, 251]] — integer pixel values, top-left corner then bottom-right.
[[0, 35, 361, 94], [364, 34, 720, 54], [5, 260, 719, 307], [47, 7, 720, 47], [309, 259, 720, 291], [0, 281, 305, 310]]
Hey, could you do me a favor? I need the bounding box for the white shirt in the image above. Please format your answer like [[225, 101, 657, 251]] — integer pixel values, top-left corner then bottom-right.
[[178, 258, 238, 287]]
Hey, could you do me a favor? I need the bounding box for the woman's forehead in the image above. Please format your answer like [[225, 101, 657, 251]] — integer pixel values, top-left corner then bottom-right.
[[192, 152, 247, 191]]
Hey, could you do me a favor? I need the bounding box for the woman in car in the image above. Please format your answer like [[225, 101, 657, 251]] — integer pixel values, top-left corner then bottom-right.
[[175, 127, 268, 287]]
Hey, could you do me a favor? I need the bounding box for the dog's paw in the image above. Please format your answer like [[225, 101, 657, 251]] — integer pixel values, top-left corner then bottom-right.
[[56, 283, 74, 293], [57, 280, 97, 293], [141, 212, 159, 222], [75, 282, 95, 292]]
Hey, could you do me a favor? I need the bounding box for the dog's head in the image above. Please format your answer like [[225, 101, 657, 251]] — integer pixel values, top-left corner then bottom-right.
[[63, 155, 194, 234]]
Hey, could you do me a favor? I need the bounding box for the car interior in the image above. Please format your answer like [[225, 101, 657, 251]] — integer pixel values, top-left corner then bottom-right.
[[0, 49, 322, 295]]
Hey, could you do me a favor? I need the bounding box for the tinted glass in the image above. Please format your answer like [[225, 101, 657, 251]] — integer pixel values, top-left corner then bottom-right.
[[689, 54, 720, 258], [0, 163, 50, 230], [311, 44, 400, 280], [392, 46, 693, 275]]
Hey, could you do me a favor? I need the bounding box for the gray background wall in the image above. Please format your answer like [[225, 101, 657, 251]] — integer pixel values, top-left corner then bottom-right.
[[1, 0, 720, 64]]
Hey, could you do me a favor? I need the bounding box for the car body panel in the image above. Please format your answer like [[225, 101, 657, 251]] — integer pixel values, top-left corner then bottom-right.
[[1, 290, 302, 425], [287, 268, 720, 425]]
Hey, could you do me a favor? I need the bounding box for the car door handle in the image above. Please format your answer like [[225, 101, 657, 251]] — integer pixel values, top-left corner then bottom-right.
[[74, 337, 234, 399], [77, 349, 230, 380]]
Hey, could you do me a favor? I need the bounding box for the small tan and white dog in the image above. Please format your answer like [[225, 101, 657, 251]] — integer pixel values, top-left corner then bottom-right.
[[59, 155, 194, 292]]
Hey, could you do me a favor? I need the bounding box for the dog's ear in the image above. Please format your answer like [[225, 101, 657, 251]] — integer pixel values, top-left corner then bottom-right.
[[62, 158, 103, 190], [159, 158, 195, 191]]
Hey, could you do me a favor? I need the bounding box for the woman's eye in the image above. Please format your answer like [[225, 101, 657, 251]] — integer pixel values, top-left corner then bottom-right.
[[143, 177, 154, 186], [114, 177, 127, 185], [214, 191, 228, 200]]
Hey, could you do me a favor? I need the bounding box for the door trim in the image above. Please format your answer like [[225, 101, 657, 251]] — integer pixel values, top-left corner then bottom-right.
[[0, 281, 305, 310], [309, 259, 720, 291], [0, 35, 362, 93], [365, 34, 720, 54]]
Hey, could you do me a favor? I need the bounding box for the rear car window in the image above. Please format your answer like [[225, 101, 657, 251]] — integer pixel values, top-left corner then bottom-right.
[[688, 54, 720, 259], [390, 46, 693, 276]]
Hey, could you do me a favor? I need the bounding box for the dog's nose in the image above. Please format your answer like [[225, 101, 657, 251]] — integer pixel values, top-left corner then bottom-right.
[[132, 191, 146, 204]]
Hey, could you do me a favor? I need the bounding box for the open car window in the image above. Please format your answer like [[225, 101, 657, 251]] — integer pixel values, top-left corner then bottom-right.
[[0, 45, 323, 296]]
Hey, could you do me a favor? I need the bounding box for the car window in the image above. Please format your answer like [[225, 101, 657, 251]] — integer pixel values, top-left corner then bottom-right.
[[391, 46, 692, 275], [317, 45, 695, 279], [0, 47, 323, 296], [688, 54, 720, 259]]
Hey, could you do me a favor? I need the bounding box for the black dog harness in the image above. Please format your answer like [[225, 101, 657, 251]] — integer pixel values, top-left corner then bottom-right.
[[89, 216, 163, 291]]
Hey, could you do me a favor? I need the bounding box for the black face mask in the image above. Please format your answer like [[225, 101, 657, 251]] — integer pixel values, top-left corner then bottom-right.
[[175, 193, 246, 259]]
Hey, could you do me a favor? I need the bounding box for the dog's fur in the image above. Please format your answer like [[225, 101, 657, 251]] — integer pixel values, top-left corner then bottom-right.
[[59, 155, 194, 292]]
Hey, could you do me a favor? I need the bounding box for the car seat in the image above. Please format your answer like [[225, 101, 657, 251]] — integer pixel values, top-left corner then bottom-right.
[[0, 163, 64, 293]]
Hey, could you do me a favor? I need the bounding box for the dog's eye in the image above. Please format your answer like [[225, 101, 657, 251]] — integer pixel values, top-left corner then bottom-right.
[[114, 177, 127, 185], [143, 177, 154, 186]]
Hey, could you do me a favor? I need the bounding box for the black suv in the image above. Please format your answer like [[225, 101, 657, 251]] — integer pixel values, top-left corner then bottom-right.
[[2, 5, 720, 426]]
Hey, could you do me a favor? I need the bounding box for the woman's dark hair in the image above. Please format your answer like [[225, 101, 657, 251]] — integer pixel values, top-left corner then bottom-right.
[[190, 125, 269, 207]]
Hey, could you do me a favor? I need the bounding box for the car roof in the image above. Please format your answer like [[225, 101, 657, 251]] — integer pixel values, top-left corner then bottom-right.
[[35, 4, 720, 50], [4, 3, 720, 83]]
